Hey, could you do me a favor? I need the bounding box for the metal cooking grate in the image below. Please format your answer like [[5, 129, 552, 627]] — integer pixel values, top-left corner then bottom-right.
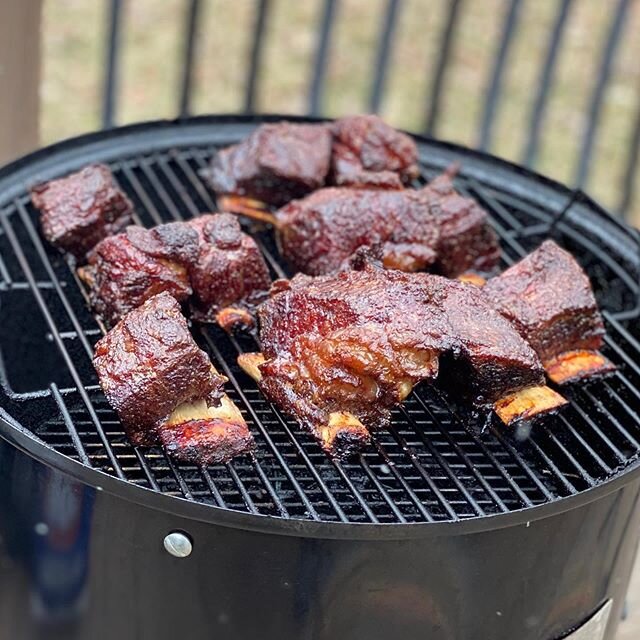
[[1, 118, 640, 524]]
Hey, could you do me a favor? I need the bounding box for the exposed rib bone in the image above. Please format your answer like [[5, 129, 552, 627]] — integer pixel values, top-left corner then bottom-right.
[[316, 411, 371, 457], [544, 350, 616, 385], [494, 385, 568, 426], [218, 195, 279, 226], [160, 395, 253, 465], [237, 352, 370, 457], [237, 352, 266, 382], [77, 265, 95, 287], [216, 306, 255, 333], [457, 272, 487, 287]]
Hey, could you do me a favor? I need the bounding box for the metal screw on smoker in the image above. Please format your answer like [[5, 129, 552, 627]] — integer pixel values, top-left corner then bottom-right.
[[163, 532, 193, 558]]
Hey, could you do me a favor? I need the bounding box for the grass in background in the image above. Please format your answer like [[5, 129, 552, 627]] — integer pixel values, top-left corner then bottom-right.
[[42, 0, 640, 220]]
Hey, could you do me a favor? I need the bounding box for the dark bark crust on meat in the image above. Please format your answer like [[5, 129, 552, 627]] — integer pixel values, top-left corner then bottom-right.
[[273, 170, 499, 280], [81, 222, 199, 327], [202, 122, 332, 207], [32, 164, 134, 260], [93, 293, 223, 444], [420, 171, 501, 277], [255, 265, 544, 455], [203, 115, 418, 208], [203, 118, 499, 281], [187, 213, 271, 327], [80, 213, 271, 331], [93, 293, 254, 464], [276, 187, 439, 276], [484, 240, 607, 363], [330, 114, 419, 187]]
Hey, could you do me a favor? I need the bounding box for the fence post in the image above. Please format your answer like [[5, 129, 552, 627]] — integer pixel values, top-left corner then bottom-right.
[[0, 0, 42, 165]]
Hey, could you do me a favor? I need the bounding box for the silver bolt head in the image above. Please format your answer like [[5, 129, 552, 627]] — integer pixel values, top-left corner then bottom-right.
[[163, 532, 193, 558]]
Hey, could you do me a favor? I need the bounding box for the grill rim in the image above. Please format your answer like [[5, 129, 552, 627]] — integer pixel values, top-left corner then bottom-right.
[[3, 406, 640, 540], [1, 114, 640, 540]]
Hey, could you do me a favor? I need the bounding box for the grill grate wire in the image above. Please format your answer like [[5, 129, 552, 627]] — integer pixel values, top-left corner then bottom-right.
[[1, 132, 640, 524]]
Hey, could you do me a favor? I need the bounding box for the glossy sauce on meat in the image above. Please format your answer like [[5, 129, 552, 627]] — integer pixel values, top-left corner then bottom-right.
[[483, 239, 605, 363], [204, 122, 332, 206], [81, 222, 199, 327], [276, 187, 439, 275], [187, 213, 271, 323], [32, 164, 134, 259], [93, 293, 225, 446]]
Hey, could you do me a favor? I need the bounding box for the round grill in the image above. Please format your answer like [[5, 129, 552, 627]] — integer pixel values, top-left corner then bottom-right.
[[1, 116, 640, 526]]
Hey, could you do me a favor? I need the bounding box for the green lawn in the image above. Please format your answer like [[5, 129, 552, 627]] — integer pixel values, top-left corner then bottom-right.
[[41, 0, 640, 220]]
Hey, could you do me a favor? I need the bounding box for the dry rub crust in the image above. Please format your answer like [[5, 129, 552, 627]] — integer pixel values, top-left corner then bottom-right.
[[187, 214, 271, 327], [81, 221, 199, 327], [420, 170, 501, 278], [274, 166, 499, 280], [253, 265, 551, 456], [81, 213, 271, 332], [330, 114, 419, 187], [204, 116, 418, 209], [276, 187, 440, 276]]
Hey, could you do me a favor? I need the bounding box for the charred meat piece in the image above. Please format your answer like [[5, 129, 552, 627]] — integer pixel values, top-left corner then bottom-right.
[[276, 187, 439, 275], [245, 169, 498, 279], [330, 115, 418, 187], [203, 122, 332, 208], [93, 293, 254, 464], [432, 276, 547, 405], [79, 222, 199, 327], [483, 240, 615, 384], [420, 170, 500, 277], [187, 213, 271, 330], [31, 164, 134, 260], [204, 115, 419, 213], [334, 170, 407, 190], [432, 277, 567, 427], [93, 292, 222, 446], [243, 264, 563, 457]]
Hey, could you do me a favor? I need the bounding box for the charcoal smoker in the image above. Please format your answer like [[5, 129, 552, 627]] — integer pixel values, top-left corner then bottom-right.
[[0, 116, 639, 640]]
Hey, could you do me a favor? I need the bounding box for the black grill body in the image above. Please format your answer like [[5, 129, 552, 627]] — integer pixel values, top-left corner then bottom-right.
[[0, 116, 640, 640], [0, 439, 638, 640]]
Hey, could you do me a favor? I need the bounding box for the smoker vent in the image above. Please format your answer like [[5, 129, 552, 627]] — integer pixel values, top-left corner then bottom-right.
[[1, 117, 640, 525]]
